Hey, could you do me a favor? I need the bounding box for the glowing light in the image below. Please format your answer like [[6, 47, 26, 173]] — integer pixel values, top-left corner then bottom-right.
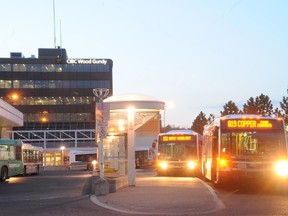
[[158, 161, 168, 170], [218, 158, 228, 168], [188, 161, 197, 169], [41, 117, 48, 122], [275, 160, 288, 177]]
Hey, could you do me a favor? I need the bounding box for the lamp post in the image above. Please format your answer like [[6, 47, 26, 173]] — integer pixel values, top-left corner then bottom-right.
[[127, 107, 136, 186], [60, 146, 65, 165], [93, 88, 109, 179]]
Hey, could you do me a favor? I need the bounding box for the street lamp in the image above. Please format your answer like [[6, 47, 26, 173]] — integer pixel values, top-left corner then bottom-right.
[[60, 146, 65, 165], [93, 88, 109, 179], [127, 106, 136, 186]]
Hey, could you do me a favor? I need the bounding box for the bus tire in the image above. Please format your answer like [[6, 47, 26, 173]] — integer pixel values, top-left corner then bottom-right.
[[1, 167, 8, 182]]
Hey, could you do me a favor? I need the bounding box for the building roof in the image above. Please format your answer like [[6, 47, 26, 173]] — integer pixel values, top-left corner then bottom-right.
[[104, 94, 165, 111]]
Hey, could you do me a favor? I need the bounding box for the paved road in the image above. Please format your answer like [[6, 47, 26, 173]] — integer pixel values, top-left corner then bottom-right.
[[0, 170, 121, 216], [1, 169, 288, 216]]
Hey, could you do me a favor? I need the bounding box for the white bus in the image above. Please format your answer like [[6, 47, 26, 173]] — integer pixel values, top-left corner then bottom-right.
[[22, 143, 43, 175], [201, 114, 288, 187], [156, 130, 202, 176], [69, 150, 97, 170]]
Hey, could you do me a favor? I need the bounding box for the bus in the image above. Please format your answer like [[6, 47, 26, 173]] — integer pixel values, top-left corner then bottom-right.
[[156, 130, 202, 176], [69, 150, 97, 170], [0, 139, 24, 181], [201, 114, 288, 187], [22, 143, 43, 175], [0, 139, 43, 181]]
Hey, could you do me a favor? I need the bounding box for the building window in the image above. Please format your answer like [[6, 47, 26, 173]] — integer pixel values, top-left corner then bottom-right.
[[0, 64, 11, 71], [13, 64, 27, 72]]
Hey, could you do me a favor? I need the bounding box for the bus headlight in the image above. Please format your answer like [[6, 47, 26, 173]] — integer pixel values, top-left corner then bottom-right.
[[158, 161, 168, 170], [188, 161, 197, 169], [275, 160, 288, 177], [92, 160, 97, 171], [92, 160, 97, 166], [218, 158, 228, 169]]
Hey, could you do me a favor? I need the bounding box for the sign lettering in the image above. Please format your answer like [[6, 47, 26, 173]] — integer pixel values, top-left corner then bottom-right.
[[227, 120, 272, 129], [162, 135, 192, 142], [67, 59, 107, 65]]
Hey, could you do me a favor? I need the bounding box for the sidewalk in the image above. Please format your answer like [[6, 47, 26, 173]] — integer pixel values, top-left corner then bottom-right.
[[90, 170, 225, 215]]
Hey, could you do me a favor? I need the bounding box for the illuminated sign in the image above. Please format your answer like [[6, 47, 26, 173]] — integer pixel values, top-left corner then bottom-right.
[[66, 59, 107, 65], [226, 120, 272, 129], [162, 135, 192, 142]]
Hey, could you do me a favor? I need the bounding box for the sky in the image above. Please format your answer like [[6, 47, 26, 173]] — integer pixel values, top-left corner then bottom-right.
[[1, 0, 288, 128]]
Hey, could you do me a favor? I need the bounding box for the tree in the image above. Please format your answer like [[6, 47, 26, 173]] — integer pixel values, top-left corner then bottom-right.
[[220, 100, 240, 116], [243, 94, 273, 116], [161, 124, 186, 133], [207, 113, 215, 124], [191, 111, 207, 135], [280, 96, 288, 125], [273, 107, 284, 118]]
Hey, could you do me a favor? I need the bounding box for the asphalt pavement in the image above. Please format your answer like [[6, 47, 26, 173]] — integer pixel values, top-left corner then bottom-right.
[[90, 170, 225, 215]]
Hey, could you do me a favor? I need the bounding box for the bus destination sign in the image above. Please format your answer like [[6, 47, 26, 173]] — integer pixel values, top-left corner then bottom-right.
[[162, 135, 192, 142], [226, 120, 272, 129]]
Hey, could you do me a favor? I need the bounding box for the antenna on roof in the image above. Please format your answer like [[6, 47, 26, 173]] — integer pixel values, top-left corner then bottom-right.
[[60, 20, 62, 48], [53, 0, 57, 48]]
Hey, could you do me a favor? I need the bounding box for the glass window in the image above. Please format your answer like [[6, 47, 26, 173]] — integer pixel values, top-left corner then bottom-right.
[[21, 80, 34, 88], [0, 64, 11, 71], [13, 80, 20, 88], [3, 80, 12, 88], [49, 81, 56, 88], [83, 64, 91, 72], [221, 130, 286, 157], [42, 64, 55, 72], [13, 64, 27, 72], [55, 65, 62, 72]]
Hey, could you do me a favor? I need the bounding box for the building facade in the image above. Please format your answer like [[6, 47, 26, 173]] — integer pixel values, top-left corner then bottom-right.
[[0, 48, 113, 165]]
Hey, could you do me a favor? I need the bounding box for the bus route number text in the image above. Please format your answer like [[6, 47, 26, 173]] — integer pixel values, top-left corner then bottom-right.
[[227, 120, 272, 128]]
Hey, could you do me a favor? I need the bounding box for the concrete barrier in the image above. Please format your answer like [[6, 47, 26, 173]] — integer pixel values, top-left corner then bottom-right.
[[108, 176, 128, 193], [93, 177, 110, 196], [92, 174, 128, 195]]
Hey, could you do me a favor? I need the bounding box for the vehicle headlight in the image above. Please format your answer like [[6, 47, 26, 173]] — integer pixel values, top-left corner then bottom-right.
[[92, 160, 97, 166], [275, 160, 288, 177], [188, 161, 196, 169], [158, 161, 168, 170]]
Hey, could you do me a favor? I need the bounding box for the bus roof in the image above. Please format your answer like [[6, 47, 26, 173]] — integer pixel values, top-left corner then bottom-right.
[[163, 130, 199, 135], [0, 139, 21, 146], [205, 114, 284, 129], [220, 114, 279, 120]]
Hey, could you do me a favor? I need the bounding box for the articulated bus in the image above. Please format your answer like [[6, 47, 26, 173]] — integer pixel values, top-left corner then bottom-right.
[[0, 139, 43, 181], [156, 130, 202, 176], [201, 114, 288, 187]]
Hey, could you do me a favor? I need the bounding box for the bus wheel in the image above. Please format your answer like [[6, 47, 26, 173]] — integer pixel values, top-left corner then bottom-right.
[[0, 167, 8, 182]]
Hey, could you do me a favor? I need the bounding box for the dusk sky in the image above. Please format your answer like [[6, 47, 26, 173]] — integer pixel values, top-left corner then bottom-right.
[[1, 0, 287, 128]]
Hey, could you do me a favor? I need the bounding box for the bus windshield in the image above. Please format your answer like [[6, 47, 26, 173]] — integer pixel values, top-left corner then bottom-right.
[[158, 142, 197, 161], [221, 130, 287, 158]]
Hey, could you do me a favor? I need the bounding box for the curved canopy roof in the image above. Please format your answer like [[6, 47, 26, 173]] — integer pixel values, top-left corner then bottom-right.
[[102, 94, 165, 134], [104, 94, 165, 111]]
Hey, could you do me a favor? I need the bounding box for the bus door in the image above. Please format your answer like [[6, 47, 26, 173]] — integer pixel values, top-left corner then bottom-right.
[[211, 127, 219, 183], [8, 145, 23, 177]]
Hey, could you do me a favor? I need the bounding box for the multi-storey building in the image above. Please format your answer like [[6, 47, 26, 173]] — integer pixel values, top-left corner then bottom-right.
[[0, 48, 113, 165]]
